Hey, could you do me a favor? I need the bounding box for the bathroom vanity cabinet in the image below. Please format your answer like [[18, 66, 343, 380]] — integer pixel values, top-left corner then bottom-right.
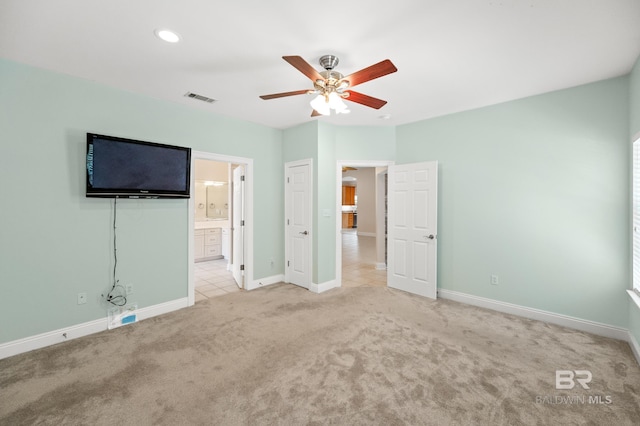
[[194, 227, 222, 261]]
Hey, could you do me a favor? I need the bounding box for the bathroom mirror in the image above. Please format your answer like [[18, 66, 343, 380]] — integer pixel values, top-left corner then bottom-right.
[[206, 183, 229, 219]]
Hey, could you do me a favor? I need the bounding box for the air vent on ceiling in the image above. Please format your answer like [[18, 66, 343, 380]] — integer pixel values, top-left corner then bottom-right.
[[184, 92, 217, 103]]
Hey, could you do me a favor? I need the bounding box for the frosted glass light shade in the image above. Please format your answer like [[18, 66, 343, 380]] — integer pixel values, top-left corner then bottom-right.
[[310, 92, 350, 115], [310, 94, 330, 115], [328, 92, 349, 114]]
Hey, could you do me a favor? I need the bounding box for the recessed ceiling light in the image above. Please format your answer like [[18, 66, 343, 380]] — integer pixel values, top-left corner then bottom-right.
[[379, 114, 392, 120], [154, 29, 180, 43]]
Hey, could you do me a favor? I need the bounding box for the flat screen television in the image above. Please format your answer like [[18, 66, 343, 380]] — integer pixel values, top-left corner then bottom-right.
[[86, 133, 191, 198]]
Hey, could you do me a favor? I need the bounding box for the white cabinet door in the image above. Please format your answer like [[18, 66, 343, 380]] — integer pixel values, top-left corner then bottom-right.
[[221, 228, 230, 258], [194, 234, 205, 260]]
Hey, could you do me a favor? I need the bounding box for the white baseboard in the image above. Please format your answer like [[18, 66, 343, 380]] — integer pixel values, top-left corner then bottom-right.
[[438, 289, 629, 341], [248, 274, 284, 291], [0, 297, 189, 360], [375, 262, 387, 271], [310, 279, 339, 294], [357, 232, 376, 237], [134, 298, 189, 321]]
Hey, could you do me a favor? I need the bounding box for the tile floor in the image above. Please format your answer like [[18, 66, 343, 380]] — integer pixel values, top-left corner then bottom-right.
[[194, 258, 241, 302], [341, 229, 387, 288], [195, 230, 386, 302]]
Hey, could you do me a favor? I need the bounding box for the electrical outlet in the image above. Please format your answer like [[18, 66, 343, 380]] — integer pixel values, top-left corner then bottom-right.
[[77, 292, 87, 305], [126, 284, 134, 295], [491, 275, 499, 285]]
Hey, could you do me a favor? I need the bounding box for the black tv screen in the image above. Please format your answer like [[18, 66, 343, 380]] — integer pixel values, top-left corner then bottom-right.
[[86, 133, 191, 198]]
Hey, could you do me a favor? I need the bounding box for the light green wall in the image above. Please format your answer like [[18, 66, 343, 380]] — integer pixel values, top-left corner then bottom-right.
[[282, 121, 318, 164], [629, 55, 640, 344], [316, 123, 337, 284], [396, 77, 630, 327], [0, 58, 283, 343], [335, 125, 396, 160]]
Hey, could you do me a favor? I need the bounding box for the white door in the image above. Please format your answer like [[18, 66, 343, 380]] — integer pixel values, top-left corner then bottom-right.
[[387, 161, 438, 299], [232, 165, 244, 288], [285, 162, 312, 288]]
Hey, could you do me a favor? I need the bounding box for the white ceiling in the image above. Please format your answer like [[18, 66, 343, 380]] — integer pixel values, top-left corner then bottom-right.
[[1, 1, 639, 130]]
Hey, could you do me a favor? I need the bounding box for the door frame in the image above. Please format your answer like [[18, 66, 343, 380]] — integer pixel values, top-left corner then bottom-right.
[[231, 164, 245, 288], [335, 160, 394, 287], [188, 151, 254, 306], [284, 158, 313, 287]]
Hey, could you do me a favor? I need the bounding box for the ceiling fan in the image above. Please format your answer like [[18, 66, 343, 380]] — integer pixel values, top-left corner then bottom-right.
[[260, 55, 397, 117], [342, 166, 357, 172]]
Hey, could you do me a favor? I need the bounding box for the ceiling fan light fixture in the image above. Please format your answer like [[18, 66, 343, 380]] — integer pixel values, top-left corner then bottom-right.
[[261, 55, 397, 117], [310, 92, 350, 116], [328, 92, 349, 114], [310, 94, 331, 115], [337, 80, 349, 90]]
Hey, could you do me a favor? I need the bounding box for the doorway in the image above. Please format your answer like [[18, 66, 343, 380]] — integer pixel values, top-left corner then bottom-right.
[[188, 151, 254, 306], [335, 160, 393, 288]]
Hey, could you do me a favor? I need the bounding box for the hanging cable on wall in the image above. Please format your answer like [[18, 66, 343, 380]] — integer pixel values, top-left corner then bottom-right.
[[105, 197, 127, 306]]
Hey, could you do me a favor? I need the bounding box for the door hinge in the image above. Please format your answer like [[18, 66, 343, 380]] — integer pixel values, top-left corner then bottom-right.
[[287, 219, 290, 225], [241, 220, 245, 226], [241, 175, 245, 181], [287, 177, 290, 183], [240, 264, 244, 271], [287, 261, 290, 267]]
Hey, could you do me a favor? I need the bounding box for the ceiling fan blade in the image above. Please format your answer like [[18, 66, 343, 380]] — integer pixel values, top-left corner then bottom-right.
[[311, 109, 322, 117], [340, 59, 397, 88], [259, 89, 310, 100], [344, 91, 388, 109], [283, 56, 324, 82]]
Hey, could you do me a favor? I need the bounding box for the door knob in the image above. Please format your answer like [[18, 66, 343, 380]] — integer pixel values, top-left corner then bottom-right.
[[299, 231, 308, 235], [424, 234, 435, 240]]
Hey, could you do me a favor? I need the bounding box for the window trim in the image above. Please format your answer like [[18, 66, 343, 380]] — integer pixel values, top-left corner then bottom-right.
[[631, 135, 640, 308]]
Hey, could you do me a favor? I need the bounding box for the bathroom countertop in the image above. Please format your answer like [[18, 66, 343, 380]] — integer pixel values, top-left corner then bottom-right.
[[195, 220, 230, 230]]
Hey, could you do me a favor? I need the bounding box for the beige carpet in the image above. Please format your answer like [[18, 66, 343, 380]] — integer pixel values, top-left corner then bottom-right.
[[1, 284, 639, 425]]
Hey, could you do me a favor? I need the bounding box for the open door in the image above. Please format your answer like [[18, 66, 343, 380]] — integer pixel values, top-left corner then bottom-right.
[[232, 165, 244, 288], [387, 161, 438, 299]]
